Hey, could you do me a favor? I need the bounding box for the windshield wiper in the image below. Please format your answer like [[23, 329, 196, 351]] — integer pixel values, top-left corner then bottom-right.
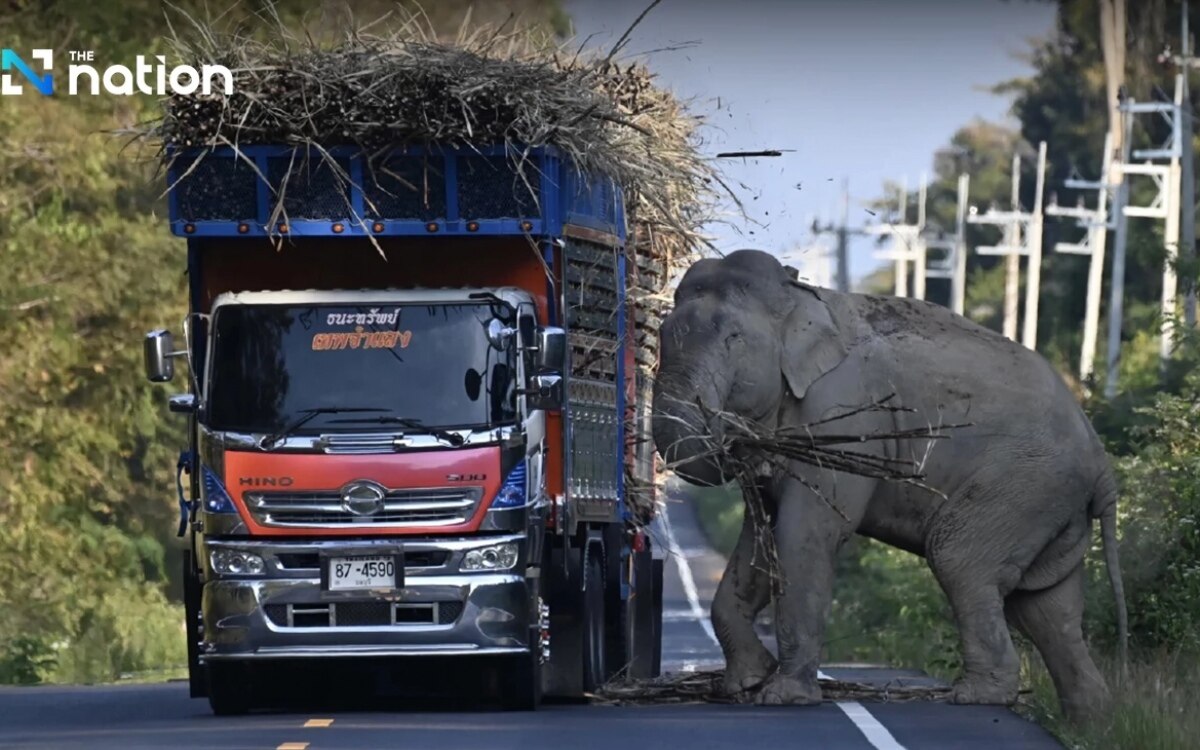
[[260, 407, 389, 449], [326, 415, 468, 447]]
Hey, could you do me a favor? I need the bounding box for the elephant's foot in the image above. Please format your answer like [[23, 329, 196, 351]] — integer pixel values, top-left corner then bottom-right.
[[950, 674, 1018, 706], [754, 672, 822, 706], [721, 648, 777, 696]]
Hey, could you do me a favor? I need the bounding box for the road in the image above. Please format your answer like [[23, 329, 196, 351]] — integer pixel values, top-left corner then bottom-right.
[[0, 500, 1062, 750]]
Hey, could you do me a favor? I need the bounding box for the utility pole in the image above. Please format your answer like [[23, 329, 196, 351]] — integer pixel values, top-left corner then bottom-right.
[[925, 173, 971, 315], [810, 179, 866, 292], [1117, 76, 1185, 377], [1046, 132, 1115, 385], [899, 177, 910, 298], [866, 176, 927, 299], [968, 145, 1048, 349], [954, 174, 969, 315], [1023, 142, 1049, 350], [1004, 156, 1022, 341], [1105, 105, 1135, 400], [914, 179, 929, 300], [1098, 0, 1128, 397], [837, 179, 851, 292], [1180, 4, 1197, 328]]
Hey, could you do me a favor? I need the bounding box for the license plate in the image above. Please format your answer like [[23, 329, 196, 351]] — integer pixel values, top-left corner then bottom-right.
[[327, 555, 398, 591]]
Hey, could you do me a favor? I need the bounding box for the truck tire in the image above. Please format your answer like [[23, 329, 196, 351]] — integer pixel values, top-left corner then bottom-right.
[[206, 662, 253, 715], [602, 525, 628, 680], [582, 549, 608, 693], [628, 543, 658, 679]]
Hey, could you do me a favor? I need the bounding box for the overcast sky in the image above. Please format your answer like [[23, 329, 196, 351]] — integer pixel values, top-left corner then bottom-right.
[[565, 0, 1057, 286]]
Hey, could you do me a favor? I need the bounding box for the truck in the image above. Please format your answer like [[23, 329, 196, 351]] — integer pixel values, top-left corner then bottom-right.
[[144, 144, 665, 713]]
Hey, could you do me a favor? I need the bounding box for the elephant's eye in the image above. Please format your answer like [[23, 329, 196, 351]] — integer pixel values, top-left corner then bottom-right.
[[725, 332, 744, 348]]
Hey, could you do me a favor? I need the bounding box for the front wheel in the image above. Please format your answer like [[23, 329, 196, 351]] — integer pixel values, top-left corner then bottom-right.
[[206, 662, 254, 716]]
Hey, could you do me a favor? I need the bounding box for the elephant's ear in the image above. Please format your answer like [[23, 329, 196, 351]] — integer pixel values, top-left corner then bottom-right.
[[781, 285, 848, 400]]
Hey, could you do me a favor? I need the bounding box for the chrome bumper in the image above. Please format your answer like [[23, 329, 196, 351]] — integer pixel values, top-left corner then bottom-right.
[[198, 535, 533, 661]]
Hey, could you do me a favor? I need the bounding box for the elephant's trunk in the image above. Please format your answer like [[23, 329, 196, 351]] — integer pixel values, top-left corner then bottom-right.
[[652, 370, 732, 486]]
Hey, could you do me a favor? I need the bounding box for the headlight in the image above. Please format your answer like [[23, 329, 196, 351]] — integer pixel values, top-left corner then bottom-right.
[[462, 543, 519, 571], [211, 549, 266, 575]]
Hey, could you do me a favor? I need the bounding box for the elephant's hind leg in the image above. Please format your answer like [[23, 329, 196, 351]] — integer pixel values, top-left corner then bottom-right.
[[1005, 564, 1109, 722], [927, 520, 1022, 704], [713, 506, 777, 696]]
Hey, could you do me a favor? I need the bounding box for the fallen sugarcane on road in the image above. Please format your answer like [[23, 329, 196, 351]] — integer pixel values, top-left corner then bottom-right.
[[593, 670, 954, 706]]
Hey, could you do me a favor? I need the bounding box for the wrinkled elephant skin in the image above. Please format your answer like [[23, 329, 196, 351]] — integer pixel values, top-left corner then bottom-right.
[[651, 249, 1127, 722]]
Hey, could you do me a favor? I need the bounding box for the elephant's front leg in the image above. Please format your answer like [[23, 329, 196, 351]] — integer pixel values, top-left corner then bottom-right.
[[757, 476, 862, 706], [713, 501, 777, 696]]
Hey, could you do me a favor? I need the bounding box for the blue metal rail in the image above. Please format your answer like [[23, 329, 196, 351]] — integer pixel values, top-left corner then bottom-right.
[[166, 144, 625, 242]]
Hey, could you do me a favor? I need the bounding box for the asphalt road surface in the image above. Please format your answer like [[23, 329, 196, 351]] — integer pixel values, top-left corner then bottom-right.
[[0, 500, 1062, 750]]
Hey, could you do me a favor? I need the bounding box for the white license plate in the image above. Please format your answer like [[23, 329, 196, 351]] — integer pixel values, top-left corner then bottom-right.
[[328, 555, 397, 591]]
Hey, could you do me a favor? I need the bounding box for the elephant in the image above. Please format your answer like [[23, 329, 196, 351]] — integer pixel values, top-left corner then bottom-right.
[[651, 248, 1127, 721]]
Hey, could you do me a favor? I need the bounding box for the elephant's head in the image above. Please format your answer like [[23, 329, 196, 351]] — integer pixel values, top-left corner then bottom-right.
[[651, 249, 847, 485]]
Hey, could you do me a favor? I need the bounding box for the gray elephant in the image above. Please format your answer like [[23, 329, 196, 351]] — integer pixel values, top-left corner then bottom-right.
[[651, 249, 1126, 720]]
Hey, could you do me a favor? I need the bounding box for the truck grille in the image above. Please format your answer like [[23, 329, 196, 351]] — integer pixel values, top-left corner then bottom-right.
[[244, 487, 482, 528], [264, 601, 464, 628], [274, 551, 449, 571]]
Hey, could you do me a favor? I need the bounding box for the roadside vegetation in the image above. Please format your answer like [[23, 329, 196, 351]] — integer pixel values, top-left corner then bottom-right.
[[0, 0, 565, 686]]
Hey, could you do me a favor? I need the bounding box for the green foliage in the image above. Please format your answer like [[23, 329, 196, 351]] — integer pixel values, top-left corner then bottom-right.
[[824, 539, 959, 677], [690, 482, 743, 557], [0, 0, 565, 686], [1021, 651, 1200, 750], [1082, 369, 1200, 653]]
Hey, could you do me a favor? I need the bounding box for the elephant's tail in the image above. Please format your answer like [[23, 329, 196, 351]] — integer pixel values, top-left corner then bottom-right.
[[1094, 470, 1128, 671]]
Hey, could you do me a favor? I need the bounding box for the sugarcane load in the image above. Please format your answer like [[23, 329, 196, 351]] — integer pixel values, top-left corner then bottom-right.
[[137, 14, 715, 714]]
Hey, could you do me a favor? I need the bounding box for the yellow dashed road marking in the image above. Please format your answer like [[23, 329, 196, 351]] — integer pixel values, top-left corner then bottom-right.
[[277, 743, 309, 750], [304, 719, 334, 728]]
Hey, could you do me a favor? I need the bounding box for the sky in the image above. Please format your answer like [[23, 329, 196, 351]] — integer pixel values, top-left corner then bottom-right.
[[564, 0, 1058, 286]]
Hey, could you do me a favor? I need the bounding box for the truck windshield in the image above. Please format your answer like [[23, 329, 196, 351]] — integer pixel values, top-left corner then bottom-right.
[[206, 302, 519, 434]]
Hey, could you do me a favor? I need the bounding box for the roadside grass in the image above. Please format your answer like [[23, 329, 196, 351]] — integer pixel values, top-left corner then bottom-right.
[[1019, 649, 1200, 750]]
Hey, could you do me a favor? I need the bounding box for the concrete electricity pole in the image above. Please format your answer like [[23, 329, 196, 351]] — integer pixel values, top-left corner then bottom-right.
[[866, 176, 927, 299], [1119, 77, 1185, 374], [1179, 4, 1197, 328], [1046, 132, 1116, 384], [810, 179, 867, 293], [967, 143, 1048, 349], [924, 174, 971, 315], [1105, 108, 1135, 400]]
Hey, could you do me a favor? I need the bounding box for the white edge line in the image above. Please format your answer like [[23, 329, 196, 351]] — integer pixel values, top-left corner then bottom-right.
[[661, 504, 834, 682], [659, 503, 720, 647], [837, 701, 908, 750], [662, 504, 902, 750]]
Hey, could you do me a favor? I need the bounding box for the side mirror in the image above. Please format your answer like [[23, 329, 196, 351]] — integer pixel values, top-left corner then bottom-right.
[[486, 318, 515, 351], [536, 327, 567, 374], [144, 329, 176, 382], [525, 374, 564, 412]]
